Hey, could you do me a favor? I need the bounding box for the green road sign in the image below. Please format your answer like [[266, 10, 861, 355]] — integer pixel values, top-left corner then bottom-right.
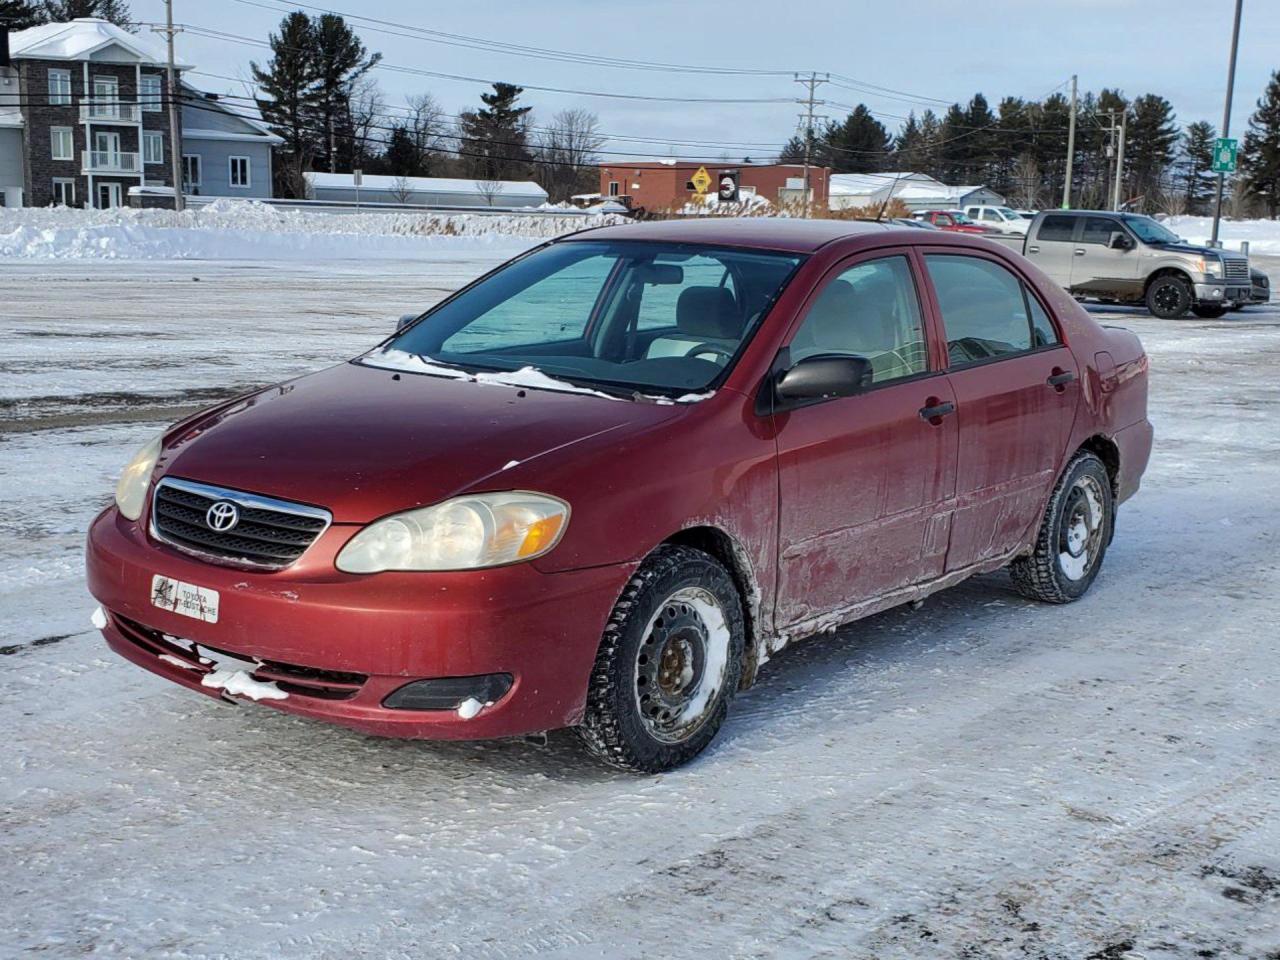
[[1212, 138, 1238, 174]]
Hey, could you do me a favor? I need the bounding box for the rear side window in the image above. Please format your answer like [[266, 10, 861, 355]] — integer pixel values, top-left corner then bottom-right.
[[1027, 292, 1060, 347], [1081, 217, 1119, 245], [926, 255, 1053, 365], [1037, 215, 1075, 241]]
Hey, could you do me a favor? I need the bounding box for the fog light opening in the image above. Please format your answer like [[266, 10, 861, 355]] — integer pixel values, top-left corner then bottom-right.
[[382, 673, 514, 711]]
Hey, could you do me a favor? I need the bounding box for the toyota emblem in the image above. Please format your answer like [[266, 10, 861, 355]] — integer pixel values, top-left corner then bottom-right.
[[205, 500, 240, 532]]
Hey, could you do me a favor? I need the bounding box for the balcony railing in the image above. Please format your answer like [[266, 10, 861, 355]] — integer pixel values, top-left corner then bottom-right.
[[82, 150, 141, 174], [80, 99, 141, 123]]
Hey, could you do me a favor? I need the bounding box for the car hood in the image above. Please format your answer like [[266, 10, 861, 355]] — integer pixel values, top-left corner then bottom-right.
[[1148, 240, 1244, 260], [157, 361, 683, 523]]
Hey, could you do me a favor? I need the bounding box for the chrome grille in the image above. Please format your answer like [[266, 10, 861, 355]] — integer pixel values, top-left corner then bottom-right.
[[1223, 258, 1250, 282], [150, 477, 330, 570]]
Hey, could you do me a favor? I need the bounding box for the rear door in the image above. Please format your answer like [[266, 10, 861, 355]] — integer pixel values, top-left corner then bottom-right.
[[1023, 213, 1078, 288], [773, 250, 956, 628], [919, 251, 1080, 572]]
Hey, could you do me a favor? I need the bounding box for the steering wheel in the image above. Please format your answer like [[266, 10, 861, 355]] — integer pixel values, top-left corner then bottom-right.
[[683, 342, 735, 364]]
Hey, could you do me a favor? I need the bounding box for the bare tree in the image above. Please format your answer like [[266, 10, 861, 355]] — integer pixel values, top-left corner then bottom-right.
[[535, 108, 605, 202], [389, 176, 415, 205], [407, 92, 449, 174], [342, 76, 385, 169], [1012, 154, 1040, 209], [1227, 174, 1254, 220], [475, 179, 503, 206]]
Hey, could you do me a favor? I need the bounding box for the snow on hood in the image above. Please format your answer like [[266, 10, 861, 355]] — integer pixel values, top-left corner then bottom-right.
[[362, 348, 623, 401]]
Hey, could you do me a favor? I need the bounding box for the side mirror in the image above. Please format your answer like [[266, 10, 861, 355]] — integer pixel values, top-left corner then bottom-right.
[[1108, 232, 1132, 250], [396, 313, 419, 332], [776, 354, 873, 403]]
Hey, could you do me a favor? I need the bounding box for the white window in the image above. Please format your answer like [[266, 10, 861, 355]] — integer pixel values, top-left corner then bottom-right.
[[48, 69, 72, 105], [143, 131, 163, 165], [50, 127, 74, 161], [52, 178, 77, 207], [139, 74, 163, 112], [607, 180, 619, 197], [183, 154, 201, 188], [228, 156, 251, 189]]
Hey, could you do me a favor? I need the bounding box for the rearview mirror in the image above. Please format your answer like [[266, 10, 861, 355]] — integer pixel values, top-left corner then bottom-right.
[[776, 355, 873, 403], [396, 313, 419, 332], [635, 263, 684, 285], [1108, 232, 1132, 250]]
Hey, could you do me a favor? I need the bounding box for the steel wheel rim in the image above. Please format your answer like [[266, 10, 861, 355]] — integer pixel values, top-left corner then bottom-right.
[[634, 586, 729, 744], [1058, 475, 1106, 581]]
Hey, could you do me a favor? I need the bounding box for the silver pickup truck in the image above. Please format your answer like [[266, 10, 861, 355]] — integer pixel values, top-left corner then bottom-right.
[[1021, 210, 1251, 319]]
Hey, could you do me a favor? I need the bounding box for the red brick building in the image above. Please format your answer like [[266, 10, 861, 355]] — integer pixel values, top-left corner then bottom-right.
[[597, 161, 830, 213]]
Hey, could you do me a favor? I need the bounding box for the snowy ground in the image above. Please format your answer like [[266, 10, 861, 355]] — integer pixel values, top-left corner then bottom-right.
[[2, 252, 1279, 959]]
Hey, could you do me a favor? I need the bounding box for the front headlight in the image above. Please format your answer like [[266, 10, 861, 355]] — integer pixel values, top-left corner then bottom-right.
[[336, 492, 570, 573], [1197, 257, 1223, 279], [114, 434, 163, 521]]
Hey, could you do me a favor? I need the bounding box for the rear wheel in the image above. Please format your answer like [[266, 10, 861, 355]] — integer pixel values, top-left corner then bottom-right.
[[1191, 304, 1229, 318], [578, 545, 744, 773], [1146, 275, 1192, 319], [1011, 452, 1113, 604]]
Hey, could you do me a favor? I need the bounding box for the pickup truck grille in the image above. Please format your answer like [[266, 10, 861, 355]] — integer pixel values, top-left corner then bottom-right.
[[1223, 258, 1250, 282], [150, 477, 330, 570]]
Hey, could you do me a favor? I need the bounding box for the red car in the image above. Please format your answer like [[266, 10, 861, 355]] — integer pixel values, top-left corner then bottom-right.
[[914, 210, 996, 234], [87, 220, 1152, 772]]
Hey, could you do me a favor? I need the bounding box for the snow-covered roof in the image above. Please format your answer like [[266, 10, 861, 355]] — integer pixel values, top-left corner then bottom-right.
[[896, 183, 991, 202], [7, 18, 191, 69], [180, 83, 284, 144], [829, 172, 943, 196], [306, 172, 548, 199]]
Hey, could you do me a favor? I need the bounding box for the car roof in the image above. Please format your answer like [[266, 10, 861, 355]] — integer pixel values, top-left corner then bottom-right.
[[564, 217, 900, 254]]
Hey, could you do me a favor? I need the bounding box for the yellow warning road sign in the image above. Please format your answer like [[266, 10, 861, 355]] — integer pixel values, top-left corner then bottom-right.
[[690, 166, 712, 194]]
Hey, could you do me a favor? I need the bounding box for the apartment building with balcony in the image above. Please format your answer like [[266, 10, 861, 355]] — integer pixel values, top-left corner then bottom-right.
[[0, 18, 279, 209]]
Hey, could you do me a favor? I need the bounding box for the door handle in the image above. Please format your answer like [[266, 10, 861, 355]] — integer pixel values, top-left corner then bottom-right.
[[1027, 245, 1040, 253], [1073, 248, 1087, 256], [919, 399, 955, 423], [1047, 369, 1076, 390]]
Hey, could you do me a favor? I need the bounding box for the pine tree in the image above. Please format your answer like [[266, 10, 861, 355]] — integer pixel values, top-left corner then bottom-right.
[[1242, 70, 1280, 218], [310, 14, 380, 173], [250, 12, 323, 196], [778, 134, 809, 164], [0, 0, 45, 29], [822, 104, 890, 173], [1124, 94, 1178, 212], [916, 110, 941, 179], [959, 93, 996, 183], [41, 0, 132, 29], [936, 103, 968, 183], [1182, 121, 1216, 214], [383, 124, 422, 178], [893, 112, 924, 170], [992, 97, 1031, 196], [458, 82, 534, 180]]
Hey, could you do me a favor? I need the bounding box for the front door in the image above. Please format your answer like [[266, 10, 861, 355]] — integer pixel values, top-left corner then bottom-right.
[[919, 251, 1080, 572], [773, 251, 957, 629], [1070, 215, 1142, 298], [93, 131, 121, 170], [97, 182, 122, 209]]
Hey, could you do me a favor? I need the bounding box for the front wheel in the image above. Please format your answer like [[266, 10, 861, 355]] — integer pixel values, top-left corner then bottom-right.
[[1010, 452, 1114, 604], [1146, 275, 1192, 319], [578, 545, 744, 773], [1191, 304, 1229, 318]]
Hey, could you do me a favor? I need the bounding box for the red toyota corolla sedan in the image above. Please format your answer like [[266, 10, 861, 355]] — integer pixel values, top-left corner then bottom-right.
[[86, 219, 1152, 772]]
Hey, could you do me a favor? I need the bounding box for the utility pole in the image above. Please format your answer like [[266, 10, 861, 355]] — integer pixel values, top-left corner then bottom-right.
[[1101, 109, 1120, 209], [153, 0, 185, 212], [1211, 0, 1244, 246], [794, 72, 828, 218], [1111, 110, 1127, 212], [1061, 74, 1077, 209]]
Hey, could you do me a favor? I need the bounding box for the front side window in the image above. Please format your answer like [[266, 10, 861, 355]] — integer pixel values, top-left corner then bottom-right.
[[1081, 217, 1120, 245], [368, 240, 804, 395], [926, 255, 1043, 366], [143, 131, 163, 165], [229, 156, 251, 188], [48, 69, 71, 105], [50, 127, 73, 161], [1037, 214, 1075, 242], [139, 74, 162, 112], [1121, 214, 1181, 245], [789, 255, 928, 384]]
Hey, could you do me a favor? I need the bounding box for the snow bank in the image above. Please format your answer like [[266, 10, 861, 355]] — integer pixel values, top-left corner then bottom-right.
[[1164, 215, 1280, 255], [0, 199, 629, 262]]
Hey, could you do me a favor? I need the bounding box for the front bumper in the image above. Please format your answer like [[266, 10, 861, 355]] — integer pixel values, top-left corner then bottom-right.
[[1193, 281, 1252, 304], [86, 507, 634, 739]]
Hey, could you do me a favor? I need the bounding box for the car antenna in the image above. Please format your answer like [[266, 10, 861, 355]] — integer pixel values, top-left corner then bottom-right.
[[874, 172, 906, 223]]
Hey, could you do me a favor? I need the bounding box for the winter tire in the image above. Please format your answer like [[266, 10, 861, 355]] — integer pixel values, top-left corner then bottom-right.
[[1191, 304, 1228, 319], [1010, 451, 1113, 604], [1146, 275, 1192, 319], [578, 545, 744, 773]]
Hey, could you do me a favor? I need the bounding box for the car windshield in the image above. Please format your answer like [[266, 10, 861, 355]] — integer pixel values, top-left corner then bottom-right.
[[363, 240, 805, 396], [997, 207, 1019, 220], [1121, 215, 1182, 245], [952, 213, 977, 225]]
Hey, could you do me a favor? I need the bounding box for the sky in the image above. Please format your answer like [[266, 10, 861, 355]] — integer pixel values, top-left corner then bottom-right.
[[127, 0, 1280, 163]]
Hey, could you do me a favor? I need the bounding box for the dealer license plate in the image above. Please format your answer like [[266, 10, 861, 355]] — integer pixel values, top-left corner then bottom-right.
[[151, 574, 220, 624]]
